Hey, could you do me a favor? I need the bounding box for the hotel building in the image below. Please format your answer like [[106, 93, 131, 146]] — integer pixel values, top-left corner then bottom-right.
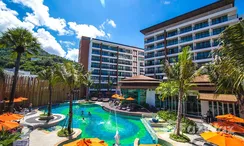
[[139, 0, 243, 118], [78, 36, 145, 96], [141, 0, 242, 80]]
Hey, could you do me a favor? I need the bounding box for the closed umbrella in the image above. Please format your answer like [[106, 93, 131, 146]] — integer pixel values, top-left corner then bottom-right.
[[216, 114, 244, 123], [201, 131, 244, 146], [0, 113, 24, 121], [63, 138, 108, 146], [18, 97, 28, 101], [5, 98, 23, 103], [0, 120, 19, 131], [211, 121, 244, 133]]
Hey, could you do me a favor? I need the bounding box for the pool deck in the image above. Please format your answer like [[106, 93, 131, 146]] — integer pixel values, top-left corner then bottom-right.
[[101, 102, 154, 117], [29, 128, 81, 146]]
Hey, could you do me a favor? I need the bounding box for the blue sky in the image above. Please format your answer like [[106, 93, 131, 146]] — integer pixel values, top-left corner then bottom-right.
[[1, 0, 243, 61]]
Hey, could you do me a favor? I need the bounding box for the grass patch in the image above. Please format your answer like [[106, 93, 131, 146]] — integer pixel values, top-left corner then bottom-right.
[[169, 133, 190, 143], [57, 129, 73, 137]]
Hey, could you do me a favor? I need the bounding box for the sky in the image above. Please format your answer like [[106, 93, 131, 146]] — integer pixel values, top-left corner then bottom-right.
[[0, 0, 243, 61]]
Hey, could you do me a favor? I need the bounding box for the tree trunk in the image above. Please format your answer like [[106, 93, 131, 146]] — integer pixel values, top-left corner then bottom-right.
[[237, 94, 244, 118], [175, 89, 183, 135], [68, 90, 73, 134], [9, 52, 22, 112], [48, 84, 52, 116]]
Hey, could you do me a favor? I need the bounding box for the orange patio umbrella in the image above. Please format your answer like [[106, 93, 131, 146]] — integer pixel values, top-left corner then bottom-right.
[[126, 97, 135, 101], [112, 94, 119, 98], [17, 97, 28, 101], [0, 120, 19, 131], [201, 131, 244, 146], [5, 98, 23, 103], [117, 96, 125, 100], [63, 138, 108, 146], [216, 114, 244, 123], [212, 121, 244, 133], [0, 113, 24, 121]]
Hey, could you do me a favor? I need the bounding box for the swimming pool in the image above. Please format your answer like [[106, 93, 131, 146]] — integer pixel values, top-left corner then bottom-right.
[[47, 103, 155, 146]]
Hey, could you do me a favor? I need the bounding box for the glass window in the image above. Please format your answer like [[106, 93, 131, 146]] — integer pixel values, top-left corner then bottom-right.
[[212, 15, 228, 25], [195, 31, 209, 39], [167, 30, 178, 37], [194, 21, 209, 30], [180, 35, 193, 43], [156, 42, 164, 48], [167, 39, 178, 46], [92, 49, 100, 55], [229, 104, 234, 114], [145, 37, 154, 43], [224, 103, 228, 114], [168, 47, 178, 54], [196, 51, 211, 60], [138, 51, 144, 56], [92, 43, 100, 48], [218, 102, 223, 115], [180, 25, 192, 34], [212, 26, 228, 35], [157, 34, 164, 40], [235, 103, 240, 117], [195, 40, 211, 50], [169, 56, 178, 63], [213, 101, 218, 116], [91, 56, 100, 61]]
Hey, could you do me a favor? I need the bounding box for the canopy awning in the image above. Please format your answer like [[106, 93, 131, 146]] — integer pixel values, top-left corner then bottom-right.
[[198, 93, 237, 102]]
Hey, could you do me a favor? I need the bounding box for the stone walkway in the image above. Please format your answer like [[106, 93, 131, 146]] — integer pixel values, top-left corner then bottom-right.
[[29, 128, 81, 146]]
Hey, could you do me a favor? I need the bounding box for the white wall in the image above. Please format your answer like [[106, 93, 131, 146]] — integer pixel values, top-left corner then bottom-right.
[[201, 101, 209, 116], [146, 90, 156, 107]]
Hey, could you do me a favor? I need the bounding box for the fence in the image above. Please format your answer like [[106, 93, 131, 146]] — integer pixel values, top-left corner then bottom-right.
[[0, 75, 86, 112]]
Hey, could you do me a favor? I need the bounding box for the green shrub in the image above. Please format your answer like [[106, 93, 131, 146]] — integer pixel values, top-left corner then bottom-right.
[[57, 129, 73, 137], [181, 117, 198, 134], [0, 130, 20, 146], [157, 111, 177, 121], [169, 133, 190, 143]]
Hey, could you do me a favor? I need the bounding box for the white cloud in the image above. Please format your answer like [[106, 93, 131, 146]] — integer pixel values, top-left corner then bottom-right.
[[107, 33, 111, 38], [65, 48, 79, 62], [12, 0, 71, 35], [60, 40, 75, 48], [100, 0, 105, 7], [107, 19, 116, 28], [162, 0, 171, 5], [0, 1, 34, 31], [68, 22, 110, 38], [34, 28, 66, 57]]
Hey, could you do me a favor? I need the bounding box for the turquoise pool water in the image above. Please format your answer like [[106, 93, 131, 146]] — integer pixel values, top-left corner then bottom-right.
[[49, 103, 154, 146]]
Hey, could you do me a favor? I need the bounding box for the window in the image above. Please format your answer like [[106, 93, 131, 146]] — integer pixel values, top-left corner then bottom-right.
[[212, 26, 228, 35], [180, 35, 192, 43], [138, 51, 144, 56], [195, 31, 209, 39], [212, 15, 228, 25], [146, 68, 154, 74], [194, 21, 209, 30], [92, 43, 100, 48], [145, 60, 154, 66], [155, 51, 164, 57], [91, 62, 100, 68], [156, 42, 164, 48], [196, 51, 211, 60], [224, 103, 228, 114], [157, 34, 164, 40], [138, 57, 144, 61], [133, 57, 137, 61], [195, 41, 211, 49], [145, 52, 154, 58], [213, 39, 219, 47], [218, 102, 223, 115], [119, 48, 131, 54], [168, 47, 178, 54], [155, 59, 164, 65], [229, 104, 234, 114], [167, 30, 178, 37], [145, 37, 154, 43], [92, 50, 100, 55], [156, 67, 164, 73], [146, 45, 155, 50], [167, 39, 178, 46], [118, 60, 132, 65], [140, 62, 144, 66], [92, 69, 100, 75], [181, 44, 193, 50], [180, 25, 192, 34], [91, 56, 100, 61]]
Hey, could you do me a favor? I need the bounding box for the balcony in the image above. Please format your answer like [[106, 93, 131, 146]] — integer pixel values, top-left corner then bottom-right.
[[195, 33, 210, 40], [145, 38, 155, 44], [145, 54, 155, 59], [193, 23, 209, 30], [155, 52, 164, 57], [155, 70, 164, 73], [145, 62, 155, 66], [157, 35, 164, 41], [155, 61, 164, 65], [145, 71, 155, 74], [194, 44, 211, 50], [195, 55, 211, 60], [180, 27, 192, 34]]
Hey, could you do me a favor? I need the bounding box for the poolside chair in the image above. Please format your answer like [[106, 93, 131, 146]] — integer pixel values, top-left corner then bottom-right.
[[91, 97, 98, 101], [102, 98, 110, 102]]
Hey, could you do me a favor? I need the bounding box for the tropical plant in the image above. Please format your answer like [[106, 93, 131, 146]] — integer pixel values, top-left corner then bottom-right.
[[156, 47, 200, 136], [83, 74, 93, 101], [206, 20, 244, 116], [0, 28, 40, 112], [0, 129, 20, 146], [57, 62, 80, 134], [0, 68, 5, 82], [38, 66, 60, 117]]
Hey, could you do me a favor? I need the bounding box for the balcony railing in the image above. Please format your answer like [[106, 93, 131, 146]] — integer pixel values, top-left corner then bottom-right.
[[194, 44, 211, 50], [145, 71, 155, 74], [145, 54, 155, 59], [145, 63, 155, 66], [155, 52, 164, 57]]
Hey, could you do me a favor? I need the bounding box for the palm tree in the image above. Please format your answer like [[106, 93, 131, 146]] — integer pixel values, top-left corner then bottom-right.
[[206, 20, 244, 117], [83, 75, 93, 101], [57, 62, 79, 134], [0, 28, 40, 112], [157, 47, 200, 135], [38, 66, 59, 117]]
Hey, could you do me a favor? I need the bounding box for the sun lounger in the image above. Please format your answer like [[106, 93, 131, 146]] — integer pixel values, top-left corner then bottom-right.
[[91, 97, 98, 101], [102, 98, 110, 102]]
